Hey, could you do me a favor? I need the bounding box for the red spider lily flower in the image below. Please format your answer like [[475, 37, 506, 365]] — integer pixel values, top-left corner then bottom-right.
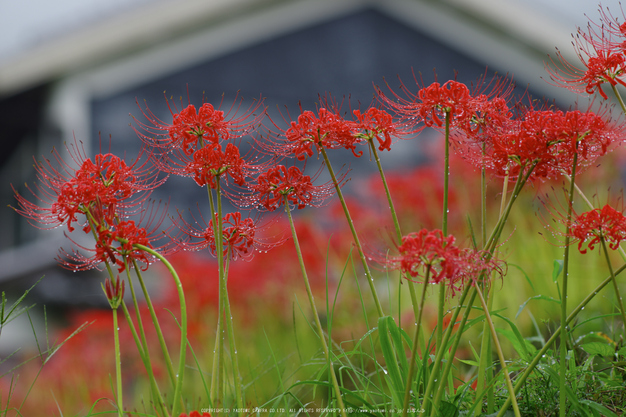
[[94, 220, 154, 272], [569, 204, 626, 254], [547, 47, 626, 100], [58, 200, 173, 272], [12, 141, 165, 233], [134, 93, 264, 152], [173, 209, 284, 261], [287, 107, 359, 159], [546, 13, 626, 100], [379, 74, 473, 131], [385, 229, 502, 295], [168, 103, 229, 152], [247, 164, 338, 211], [261, 99, 360, 160], [352, 107, 398, 151], [184, 142, 250, 188], [454, 73, 516, 138]]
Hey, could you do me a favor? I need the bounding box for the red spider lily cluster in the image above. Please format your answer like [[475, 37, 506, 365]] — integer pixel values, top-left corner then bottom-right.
[[379, 72, 624, 181], [485, 106, 622, 178], [13, 69, 626, 280], [12, 3, 626, 414], [259, 96, 410, 161], [12, 143, 168, 271], [385, 229, 502, 295]]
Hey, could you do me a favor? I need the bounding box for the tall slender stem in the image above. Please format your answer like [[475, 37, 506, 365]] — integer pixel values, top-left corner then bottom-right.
[[429, 163, 535, 413], [215, 179, 227, 410], [132, 260, 176, 387], [402, 266, 431, 417], [319, 146, 385, 317], [133, 244, 187, 416], [476, 172, 508, 412], [222, 250, 244, 415], [119, 302, 167, 416], [430, 288, 477, 415], [284, 196, 347, 416], [422, 284, 472, 412], [205, 186, 222, 405], [112, 307, 123, 417], [559, 151, 578, 417], [437, 111, 452, 358], [610, 84, 626, 115], [475, 285, 521, 417], [599, 237, 626, 332], [367, 138, 420, 323]]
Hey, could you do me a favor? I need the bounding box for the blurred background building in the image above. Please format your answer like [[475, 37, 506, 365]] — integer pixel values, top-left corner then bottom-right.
[[0, 0, 611, 312]]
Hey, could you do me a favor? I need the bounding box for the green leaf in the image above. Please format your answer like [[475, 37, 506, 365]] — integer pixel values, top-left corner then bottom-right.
[[579, 399, 619, 417], [581, 342, 614, 357], [552, 259, 564, 282], [618, 346, 626, 357], [457, 359, 480, 367], [438, 401, 459, 417], [508, 263, 535, 292], [494, 313, 536, 359], [516, 294, 560, 319], [378, 316, 407, 407]]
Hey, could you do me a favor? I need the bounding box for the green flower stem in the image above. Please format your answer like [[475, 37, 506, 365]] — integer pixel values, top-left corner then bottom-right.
[[442, 112, 451, 236], [205, 185, 223, 405], [481, 143, 488, 248], [402, 266, 431, 417], [213, 178, 240, 411], [476, 172, 509, 413], [133, 243, 187, 417], [484, 162, 537, 255], [366, 138, 420, 323], [120, 262, 168, 415], [611, 84, 626, 115], [475, 285, 521, 417], [437, 111, 452, 363], [422, 284, 472, 413], [284, 197, 347, 417], [111, 307, 123, 417], [475, 141, 490, 414], [559, 151, 578, 417], [209, 178, 228, 408], [430, 288, 477, 415], [599, 237, 626, 332], [496, 261, 626, 417], [428, 164, 535, 414], [319, 146, 385, 318], [119, 302, 168, 416], [103, 256, 167, 416], [223, 250, 244, 415], [132, 260, 176, 388]]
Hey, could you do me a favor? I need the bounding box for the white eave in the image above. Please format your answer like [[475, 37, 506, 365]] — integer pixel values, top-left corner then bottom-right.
[[0, 0, 270, 96], [0, 0, 581, 101]]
